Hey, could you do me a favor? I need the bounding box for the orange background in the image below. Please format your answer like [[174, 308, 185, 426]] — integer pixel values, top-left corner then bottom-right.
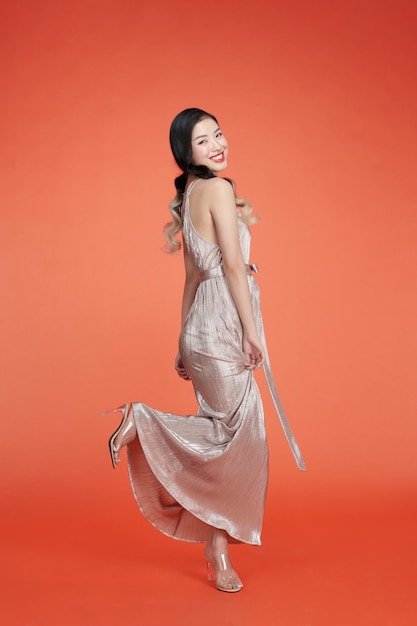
[[1, 1, 416, 624]]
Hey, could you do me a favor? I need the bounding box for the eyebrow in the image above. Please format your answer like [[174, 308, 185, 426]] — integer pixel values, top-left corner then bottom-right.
[[193, 127, 221, 141]]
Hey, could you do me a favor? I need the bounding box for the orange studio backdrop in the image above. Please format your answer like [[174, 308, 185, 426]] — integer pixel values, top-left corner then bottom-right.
[[1, 0, 416, 624]]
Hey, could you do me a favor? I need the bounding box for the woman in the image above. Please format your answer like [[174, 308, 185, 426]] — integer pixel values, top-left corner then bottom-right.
[[105, 108, 305, 593]]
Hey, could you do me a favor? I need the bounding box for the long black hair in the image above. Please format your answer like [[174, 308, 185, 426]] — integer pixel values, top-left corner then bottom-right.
[[169, 107, 219, 197], [164, 108, 256, 253]]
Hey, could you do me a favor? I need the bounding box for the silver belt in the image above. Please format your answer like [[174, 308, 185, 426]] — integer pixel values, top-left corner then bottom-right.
[[198, 263, 259, 282]]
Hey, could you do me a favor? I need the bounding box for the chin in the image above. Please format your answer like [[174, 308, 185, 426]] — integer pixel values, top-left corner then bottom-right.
[[209, 161, 228, 173]]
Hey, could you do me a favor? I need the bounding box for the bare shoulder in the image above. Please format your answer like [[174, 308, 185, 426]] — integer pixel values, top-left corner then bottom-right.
[[197, 177, 235, 202]]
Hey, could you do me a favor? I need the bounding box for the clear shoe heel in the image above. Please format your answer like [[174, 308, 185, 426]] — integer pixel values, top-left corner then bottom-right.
[[103, 403, 135, 469]]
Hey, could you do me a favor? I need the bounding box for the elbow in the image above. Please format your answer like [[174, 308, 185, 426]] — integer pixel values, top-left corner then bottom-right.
[[222, 259, 246, 278]]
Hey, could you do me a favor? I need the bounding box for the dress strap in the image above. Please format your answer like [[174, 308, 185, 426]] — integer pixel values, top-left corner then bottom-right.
[[184, 178, 202, 199]]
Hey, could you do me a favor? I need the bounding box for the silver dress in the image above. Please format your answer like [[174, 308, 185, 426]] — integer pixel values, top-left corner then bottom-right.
[[126, 179, 305, 546]]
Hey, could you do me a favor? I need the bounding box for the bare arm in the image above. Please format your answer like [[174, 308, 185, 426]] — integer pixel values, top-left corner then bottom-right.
[[208, 178, 264, 369]]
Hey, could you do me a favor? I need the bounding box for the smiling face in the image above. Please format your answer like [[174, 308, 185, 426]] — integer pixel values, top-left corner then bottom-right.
[[190, 116, 229, 173]]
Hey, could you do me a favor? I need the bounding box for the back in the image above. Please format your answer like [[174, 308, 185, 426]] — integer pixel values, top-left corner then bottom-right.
[[182, 178, 251, 271]]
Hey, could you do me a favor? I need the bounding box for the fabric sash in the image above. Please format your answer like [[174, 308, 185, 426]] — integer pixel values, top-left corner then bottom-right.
[[198, 263, 306, 471]]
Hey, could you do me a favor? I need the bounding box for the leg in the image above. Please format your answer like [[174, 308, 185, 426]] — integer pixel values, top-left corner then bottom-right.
[[204, 528, 243, 592]]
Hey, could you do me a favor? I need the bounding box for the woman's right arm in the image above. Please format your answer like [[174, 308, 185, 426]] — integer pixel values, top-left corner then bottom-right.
[[208, 178, 265, 370]]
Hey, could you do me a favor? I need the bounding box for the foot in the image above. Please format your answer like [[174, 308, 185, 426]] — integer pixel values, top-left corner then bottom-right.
[[204, 531, 243, 593], [106, 404, 136, 468], [112, 417, 135, 465]]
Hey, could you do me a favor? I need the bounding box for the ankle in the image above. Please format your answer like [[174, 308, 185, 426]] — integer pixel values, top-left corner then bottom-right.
[[206, 529, 229, 554]]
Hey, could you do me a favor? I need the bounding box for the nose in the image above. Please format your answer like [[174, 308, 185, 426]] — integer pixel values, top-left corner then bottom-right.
[[210, 137, 222, 152]]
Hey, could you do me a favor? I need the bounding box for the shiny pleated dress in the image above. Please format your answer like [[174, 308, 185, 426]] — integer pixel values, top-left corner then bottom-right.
[[126, 179, 305, 546]]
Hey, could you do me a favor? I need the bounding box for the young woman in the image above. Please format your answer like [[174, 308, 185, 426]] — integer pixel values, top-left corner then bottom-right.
[[105, 108, 305, 593]]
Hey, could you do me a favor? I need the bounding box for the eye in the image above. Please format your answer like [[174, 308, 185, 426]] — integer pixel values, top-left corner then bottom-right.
[[216, 131, 223, 138]]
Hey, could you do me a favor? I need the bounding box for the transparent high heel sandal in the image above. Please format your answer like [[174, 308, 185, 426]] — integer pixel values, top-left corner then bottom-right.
[[204, 547, 243, 593], [102, 403, 135, 468]]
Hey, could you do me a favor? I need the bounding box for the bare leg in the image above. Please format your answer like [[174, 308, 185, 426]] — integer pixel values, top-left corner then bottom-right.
[[204, 528, 243, 592]]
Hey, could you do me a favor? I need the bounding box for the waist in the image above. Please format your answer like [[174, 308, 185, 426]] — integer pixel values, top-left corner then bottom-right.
[[198, 263, 259, 282]]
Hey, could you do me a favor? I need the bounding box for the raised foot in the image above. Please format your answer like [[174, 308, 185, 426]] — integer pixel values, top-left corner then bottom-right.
[[103, 403, 135, 469]]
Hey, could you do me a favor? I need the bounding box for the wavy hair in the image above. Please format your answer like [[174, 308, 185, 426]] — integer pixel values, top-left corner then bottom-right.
[[164, 108, 258, 253]]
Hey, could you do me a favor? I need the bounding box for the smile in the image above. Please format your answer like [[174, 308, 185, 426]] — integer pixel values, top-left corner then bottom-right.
[[210, 152, 225, 163]]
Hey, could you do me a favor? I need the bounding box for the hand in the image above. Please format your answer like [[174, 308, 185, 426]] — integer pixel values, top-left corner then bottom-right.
[[243, 334, 265, 370], [175, 352, 191, 381]]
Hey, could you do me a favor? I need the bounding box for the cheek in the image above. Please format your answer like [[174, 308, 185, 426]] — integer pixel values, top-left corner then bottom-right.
[[191, 146, 205, 164], [221, 138, 229, 152]]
